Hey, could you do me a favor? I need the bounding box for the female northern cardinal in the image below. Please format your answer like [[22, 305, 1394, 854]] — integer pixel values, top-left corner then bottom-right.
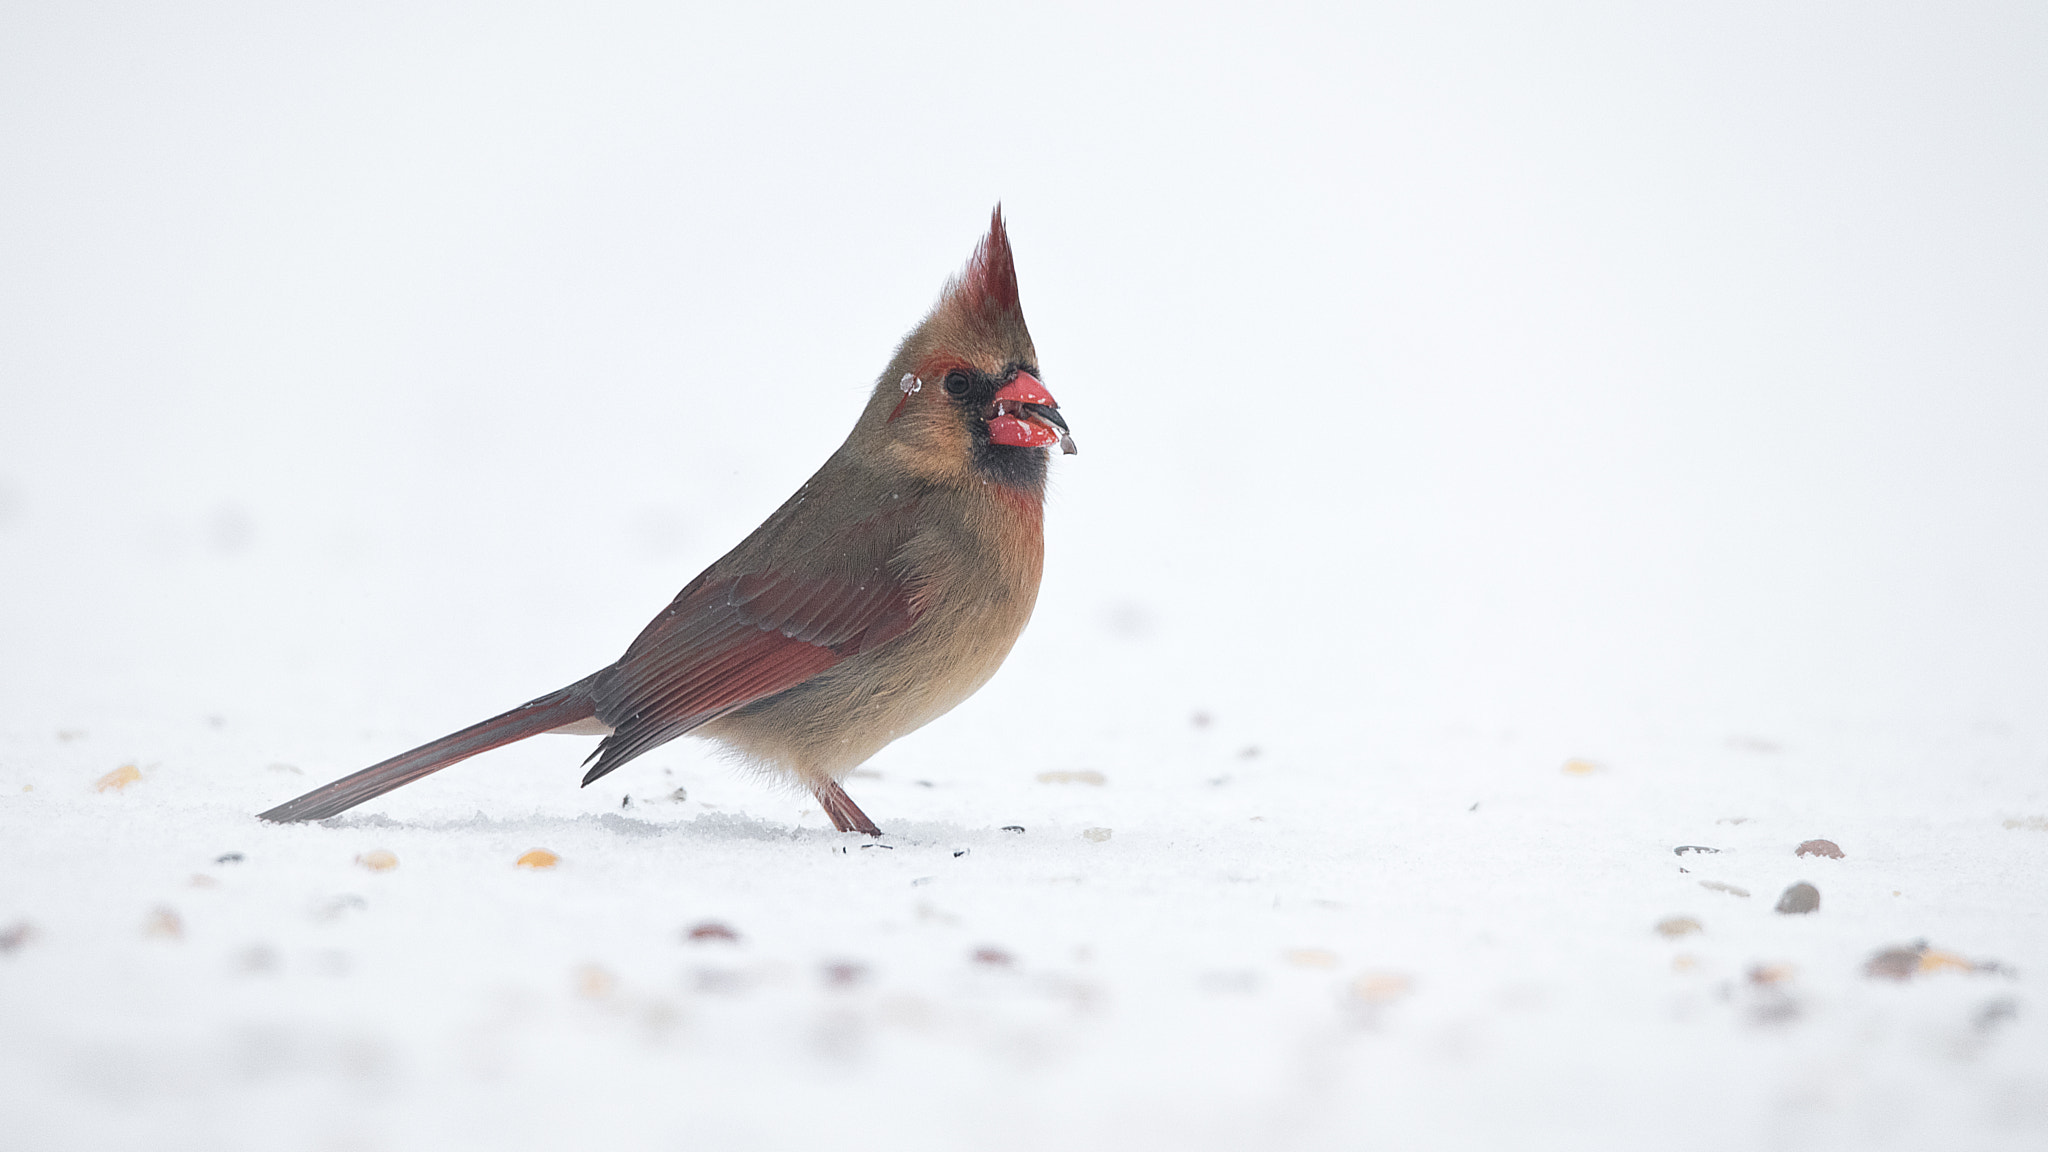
[[260, 207, 1072, 835]]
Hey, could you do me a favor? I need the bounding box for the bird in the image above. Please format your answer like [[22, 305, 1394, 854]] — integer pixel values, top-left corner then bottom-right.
[[259, 206, 1072, 836]]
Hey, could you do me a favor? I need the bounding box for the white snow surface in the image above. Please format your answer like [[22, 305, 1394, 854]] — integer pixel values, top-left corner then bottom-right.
[[4, 4, 2047, 1149]]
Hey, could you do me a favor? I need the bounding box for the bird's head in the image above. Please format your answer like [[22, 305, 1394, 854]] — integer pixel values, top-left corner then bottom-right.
[[859, 206, 1074, 493]]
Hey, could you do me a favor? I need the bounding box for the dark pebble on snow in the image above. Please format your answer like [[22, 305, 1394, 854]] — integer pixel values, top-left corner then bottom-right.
[[1865, 943, 1925, 980], [1795, 839, 1844, 859], [1674, 845, 1720, 856], [822, 961, 868, 987], [686, 921, 740, 943], [1775, 882, 1821, 914], [1976, 998, 2019, 1031]]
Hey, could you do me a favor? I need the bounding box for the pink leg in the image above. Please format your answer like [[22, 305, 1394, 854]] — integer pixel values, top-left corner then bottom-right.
[[813, 778, 882, 836]]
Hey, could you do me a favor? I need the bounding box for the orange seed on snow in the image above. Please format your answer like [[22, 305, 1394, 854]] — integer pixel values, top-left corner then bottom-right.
[[576, 964, 614, 998], [517, 849, 560, 869], [355, 850, 398, 872], [1918, 949, 1976, 974], [95, 764, 142, 792], [144, 907, 182, 939], [1350, 972, 1412, 1003]]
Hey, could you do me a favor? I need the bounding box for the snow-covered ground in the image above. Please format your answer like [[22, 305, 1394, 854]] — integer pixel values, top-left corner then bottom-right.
[[4, 5, 2046, 1149]]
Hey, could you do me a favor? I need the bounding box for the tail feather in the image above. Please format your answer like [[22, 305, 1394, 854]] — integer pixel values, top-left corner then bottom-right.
[[257, 676, 601, 823]]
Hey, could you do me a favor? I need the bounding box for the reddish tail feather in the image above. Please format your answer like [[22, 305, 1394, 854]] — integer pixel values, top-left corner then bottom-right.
[[257, 676, 600, 823]]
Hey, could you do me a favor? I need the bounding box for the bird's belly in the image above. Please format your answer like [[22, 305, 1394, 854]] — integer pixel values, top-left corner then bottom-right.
[[699, 589, 1034, 784]]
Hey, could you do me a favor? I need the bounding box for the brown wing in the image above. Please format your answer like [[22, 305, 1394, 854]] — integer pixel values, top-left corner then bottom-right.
[[582, 497, 923, 783]]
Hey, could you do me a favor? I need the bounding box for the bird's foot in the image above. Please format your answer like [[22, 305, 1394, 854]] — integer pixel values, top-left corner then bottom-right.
[[814, 778, 883, 837]]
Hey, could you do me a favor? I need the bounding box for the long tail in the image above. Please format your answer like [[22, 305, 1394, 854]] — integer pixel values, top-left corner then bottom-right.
[[257, 675, 602, 823]]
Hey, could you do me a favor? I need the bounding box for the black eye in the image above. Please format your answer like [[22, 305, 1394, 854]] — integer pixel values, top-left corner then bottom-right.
[[943, 371, 972, 396]]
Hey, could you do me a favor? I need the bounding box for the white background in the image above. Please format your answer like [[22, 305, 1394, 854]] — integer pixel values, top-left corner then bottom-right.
[[2, 4, 2045, 1149]]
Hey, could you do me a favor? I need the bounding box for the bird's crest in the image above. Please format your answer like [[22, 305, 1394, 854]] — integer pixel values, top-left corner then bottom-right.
[[938, 205, 1024, 335]]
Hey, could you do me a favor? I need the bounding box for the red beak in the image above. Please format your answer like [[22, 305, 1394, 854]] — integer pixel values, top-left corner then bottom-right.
[[986, 372, 1076, 454]]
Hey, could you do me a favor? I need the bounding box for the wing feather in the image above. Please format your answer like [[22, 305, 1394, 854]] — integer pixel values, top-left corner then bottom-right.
[[581, 496, 926, 784]]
